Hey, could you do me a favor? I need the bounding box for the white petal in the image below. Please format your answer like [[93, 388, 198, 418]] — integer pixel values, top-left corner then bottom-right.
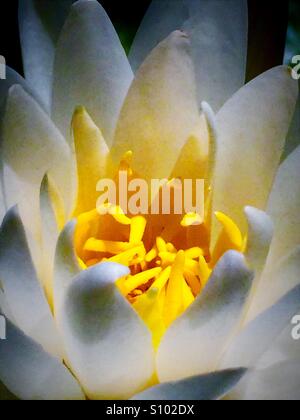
[[247, 246, 300, 322], [0, 67, 41, 225], [266, 145, 300, 267], [52, 0, 133, 145], [132, 369, 247, 401], [0, 318, 84, 400], [2, 85, 73, 241], [53, 220, 80, 318], [282, 81, 300, 160], [0, 187, 5, 226], [212, 67, 298, 241], [220, 285, 300, 370], [18, 0, 75, 110], [183, 0, 248, 111], [130, 0, 248, 111], [244, 207, 273, 272], [111, 31, 199, 180], [232, 361, 300, 400], [0, 66, 39, 114], [0, 207, 63, 358], [129, 0, 189, 72], [59, 262, 155, 400], [157, 251, 253, 382], [39, 175, 63, 301]]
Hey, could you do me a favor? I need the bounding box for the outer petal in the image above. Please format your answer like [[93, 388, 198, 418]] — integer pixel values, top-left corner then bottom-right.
[[282, 81, 300, 160], [220, 285, 300, 370], [231, 361, 300, 400], [212, 66, 298, 240], [0, 207, 63, 358], [266, 145, 300, 267], [130, 0, 248, 111], [132, 369, 247, 401], [0, 318, 84, 400], [53, 219, 81, 317], [18, 0, 75, 110], [0, 67, 40, 224], [52, 0, 133, 145], [0, 66, 38, 115], [129, 0, 189, 72], [111, 31, 199, 181], [157, 251, 253, 382], [247, 247, 300, 321], [2, 85, 73, 241], [244, 207, 274, 272], [39, 175, 65, 303], [183, 0, 248, 111], [0, 187, 5, 225], [59, 262, 155, 400]]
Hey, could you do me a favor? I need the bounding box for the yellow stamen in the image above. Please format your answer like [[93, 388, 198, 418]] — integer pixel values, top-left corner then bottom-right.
[[164, 250, 186, 327], [107, 244, 145, 266], [121, 267, 162, 295], [156, 237, 167, 253], [145, 247, 158, 262], [130, 216, 147, 243], [84, 238, 132, 254]]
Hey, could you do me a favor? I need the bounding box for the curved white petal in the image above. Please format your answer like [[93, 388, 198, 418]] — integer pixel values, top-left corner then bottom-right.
[[0, 66, 38, 115], [247, 246, 300, 322], [282, 81, 300, 160], [183, 0, 248, 111], [0, 318, 84, 400], [52, 0, 133, 145], [129, 0, 189, 72], [2, 85, 73, 241], [157, 251, 253, 382], [132, 368, 247, 401], [231, 361, 300, 400], [111, 31, 199, 180], [244, 207, 274, 272], [0, 67, 40, 224], [266, 145, 300, 267], [40, 175, 64, 302], [0, 207, 63, 357], [0, 187, 5, 225], [220, 285, 300, 370], [59, 262, 155, 400], [18, 0, 75, 110], [212, 66, 298, 241], [53, 219, 80, 318], [130, 0, 248, 111]]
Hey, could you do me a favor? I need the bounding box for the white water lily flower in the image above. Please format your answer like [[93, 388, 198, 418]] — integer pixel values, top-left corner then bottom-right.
[[0, 0, 300, 400]]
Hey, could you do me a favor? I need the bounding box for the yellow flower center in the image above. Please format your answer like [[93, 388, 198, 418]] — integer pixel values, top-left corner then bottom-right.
[[74, 152, 245, 350]]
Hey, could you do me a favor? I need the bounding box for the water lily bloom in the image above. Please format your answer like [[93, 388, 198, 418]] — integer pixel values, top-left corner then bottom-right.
[[1, 0, 300, 400]]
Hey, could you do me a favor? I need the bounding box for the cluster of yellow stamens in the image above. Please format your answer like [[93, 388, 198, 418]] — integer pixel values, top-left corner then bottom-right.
[[75, 201, 244, 349]]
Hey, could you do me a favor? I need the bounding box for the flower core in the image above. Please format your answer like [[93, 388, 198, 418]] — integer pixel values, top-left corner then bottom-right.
[[74, 152, 245, 349]]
